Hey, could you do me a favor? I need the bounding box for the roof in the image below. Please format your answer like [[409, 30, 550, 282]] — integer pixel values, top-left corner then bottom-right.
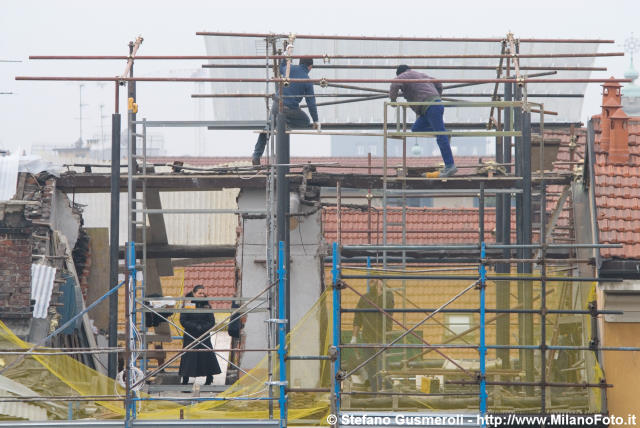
[[163, 261, 237, 309], [323, 206, 517, 245], [117, 261, 237, 329], [592, 117, 640, 259]]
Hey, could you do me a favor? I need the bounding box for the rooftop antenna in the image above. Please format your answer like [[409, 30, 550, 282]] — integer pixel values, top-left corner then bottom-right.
[[76, 83, 88, 146], [97, 82, 108, 160], [1, 59, 21, 95], [624, 33, 640, 68]]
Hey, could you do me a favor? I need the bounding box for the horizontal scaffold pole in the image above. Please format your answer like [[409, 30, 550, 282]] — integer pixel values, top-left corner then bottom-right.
[[195, 31, 614, 44], [192, 92, 584, 98], [340, 274, 613, 282], [340, 243, 621, 251], [15, 76, 632, 84], [341, 308, 621, 315], [201, 64, 607, 72], [287, 130, 522, 138], [29, 52, 622, 61]]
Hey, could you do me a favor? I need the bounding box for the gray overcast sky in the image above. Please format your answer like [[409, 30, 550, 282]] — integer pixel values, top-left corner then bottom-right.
[[1, 0, 639, 157]]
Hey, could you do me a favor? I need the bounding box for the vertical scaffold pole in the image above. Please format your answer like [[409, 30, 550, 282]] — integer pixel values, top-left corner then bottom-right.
[[108, 112, 121, 380], [540, 182, 547, 413], [331, 242, 341, 419], [366, 256, 371, 293], [277, 241, 287, 428], [478, 183, 488, 422], [125, 241, 136, 426]]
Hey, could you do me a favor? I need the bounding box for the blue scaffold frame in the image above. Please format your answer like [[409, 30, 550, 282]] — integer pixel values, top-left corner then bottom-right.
[[277, 241, 288, 428]]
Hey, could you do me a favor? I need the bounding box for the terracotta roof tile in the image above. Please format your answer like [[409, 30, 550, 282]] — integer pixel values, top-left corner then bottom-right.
[[153, 120, 640, 260], [592, 116, 640, 259], [180, 261, 237, 309], [323, 207, 518, 245]]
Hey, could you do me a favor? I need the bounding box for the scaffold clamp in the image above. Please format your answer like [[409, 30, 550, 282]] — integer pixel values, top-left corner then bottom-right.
[[333, 279, 347, 290], [265, 318, 288, 324], [587, 301, 598, 318], [328, 345, 338, 360]]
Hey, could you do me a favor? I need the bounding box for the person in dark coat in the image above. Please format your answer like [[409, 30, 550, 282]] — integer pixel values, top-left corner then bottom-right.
[[179, 285, 222, 385], [351, 279, 394, 391]]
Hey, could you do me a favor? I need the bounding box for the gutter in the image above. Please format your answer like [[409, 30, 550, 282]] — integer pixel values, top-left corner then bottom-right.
[[586, 120, 602, 274]]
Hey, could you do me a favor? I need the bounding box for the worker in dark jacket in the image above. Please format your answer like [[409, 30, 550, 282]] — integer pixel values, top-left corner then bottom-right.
[[179, 285, 221, 385], [390, 65, 457, 177], [252, 57, 320, 166], [351, 279, 394, 391]]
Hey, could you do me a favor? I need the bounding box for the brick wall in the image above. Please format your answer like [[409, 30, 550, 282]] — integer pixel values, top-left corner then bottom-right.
[[0, 206, 33, 319]]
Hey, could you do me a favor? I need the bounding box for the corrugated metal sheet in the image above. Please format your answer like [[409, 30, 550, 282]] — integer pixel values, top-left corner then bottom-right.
[[74, 189, 239, 246], [0, 401, 47, 421], [160, 189, 239, 245], [204, 38, 596, 124], [0, 155, 19, 201], [30, 264, 56, 319], [0, 375, 62, 421]]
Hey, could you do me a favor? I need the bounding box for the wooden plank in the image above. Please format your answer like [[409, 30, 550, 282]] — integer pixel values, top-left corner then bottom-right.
[[85, 228, 110, 332]]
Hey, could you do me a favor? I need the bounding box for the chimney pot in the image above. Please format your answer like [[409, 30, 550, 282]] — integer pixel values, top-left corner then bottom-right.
[[600, 77, 624, 151], [608, 107, 630, 164]]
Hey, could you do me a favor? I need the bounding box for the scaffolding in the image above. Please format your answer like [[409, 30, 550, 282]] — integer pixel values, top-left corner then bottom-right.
[[5, 30, 640, 428]]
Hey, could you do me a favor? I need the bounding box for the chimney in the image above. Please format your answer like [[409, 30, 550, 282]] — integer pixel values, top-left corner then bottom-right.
[[601, 98, 622, 150], [600, 77, 623, 151], [608, 107, 630, 164]]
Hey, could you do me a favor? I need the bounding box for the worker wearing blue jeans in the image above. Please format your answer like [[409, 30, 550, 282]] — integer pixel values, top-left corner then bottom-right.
[[253, 106, 313, 164], [252, 57, 319, 166], [411, 101, 455, 168], [390, 65, 457, 177]]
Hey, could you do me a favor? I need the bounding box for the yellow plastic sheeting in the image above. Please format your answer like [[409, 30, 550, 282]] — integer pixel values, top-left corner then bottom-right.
[[0, 324, 121, 419], [331, 266, 602, 414], [0, 265, 604, 421], [0, 289, 335, 422]]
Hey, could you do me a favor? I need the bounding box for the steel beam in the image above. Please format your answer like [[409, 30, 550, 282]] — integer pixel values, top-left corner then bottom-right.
[[56, 172, 572, 193], [118, 244, 235, 259]]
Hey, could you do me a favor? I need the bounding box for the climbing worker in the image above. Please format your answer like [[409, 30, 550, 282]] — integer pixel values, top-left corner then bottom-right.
[[252, 57, 320, 166], [390, 65, 457, 177]]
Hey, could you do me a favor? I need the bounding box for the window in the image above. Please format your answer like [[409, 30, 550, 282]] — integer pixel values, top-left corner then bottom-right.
[[443, 314, 475, 342]]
